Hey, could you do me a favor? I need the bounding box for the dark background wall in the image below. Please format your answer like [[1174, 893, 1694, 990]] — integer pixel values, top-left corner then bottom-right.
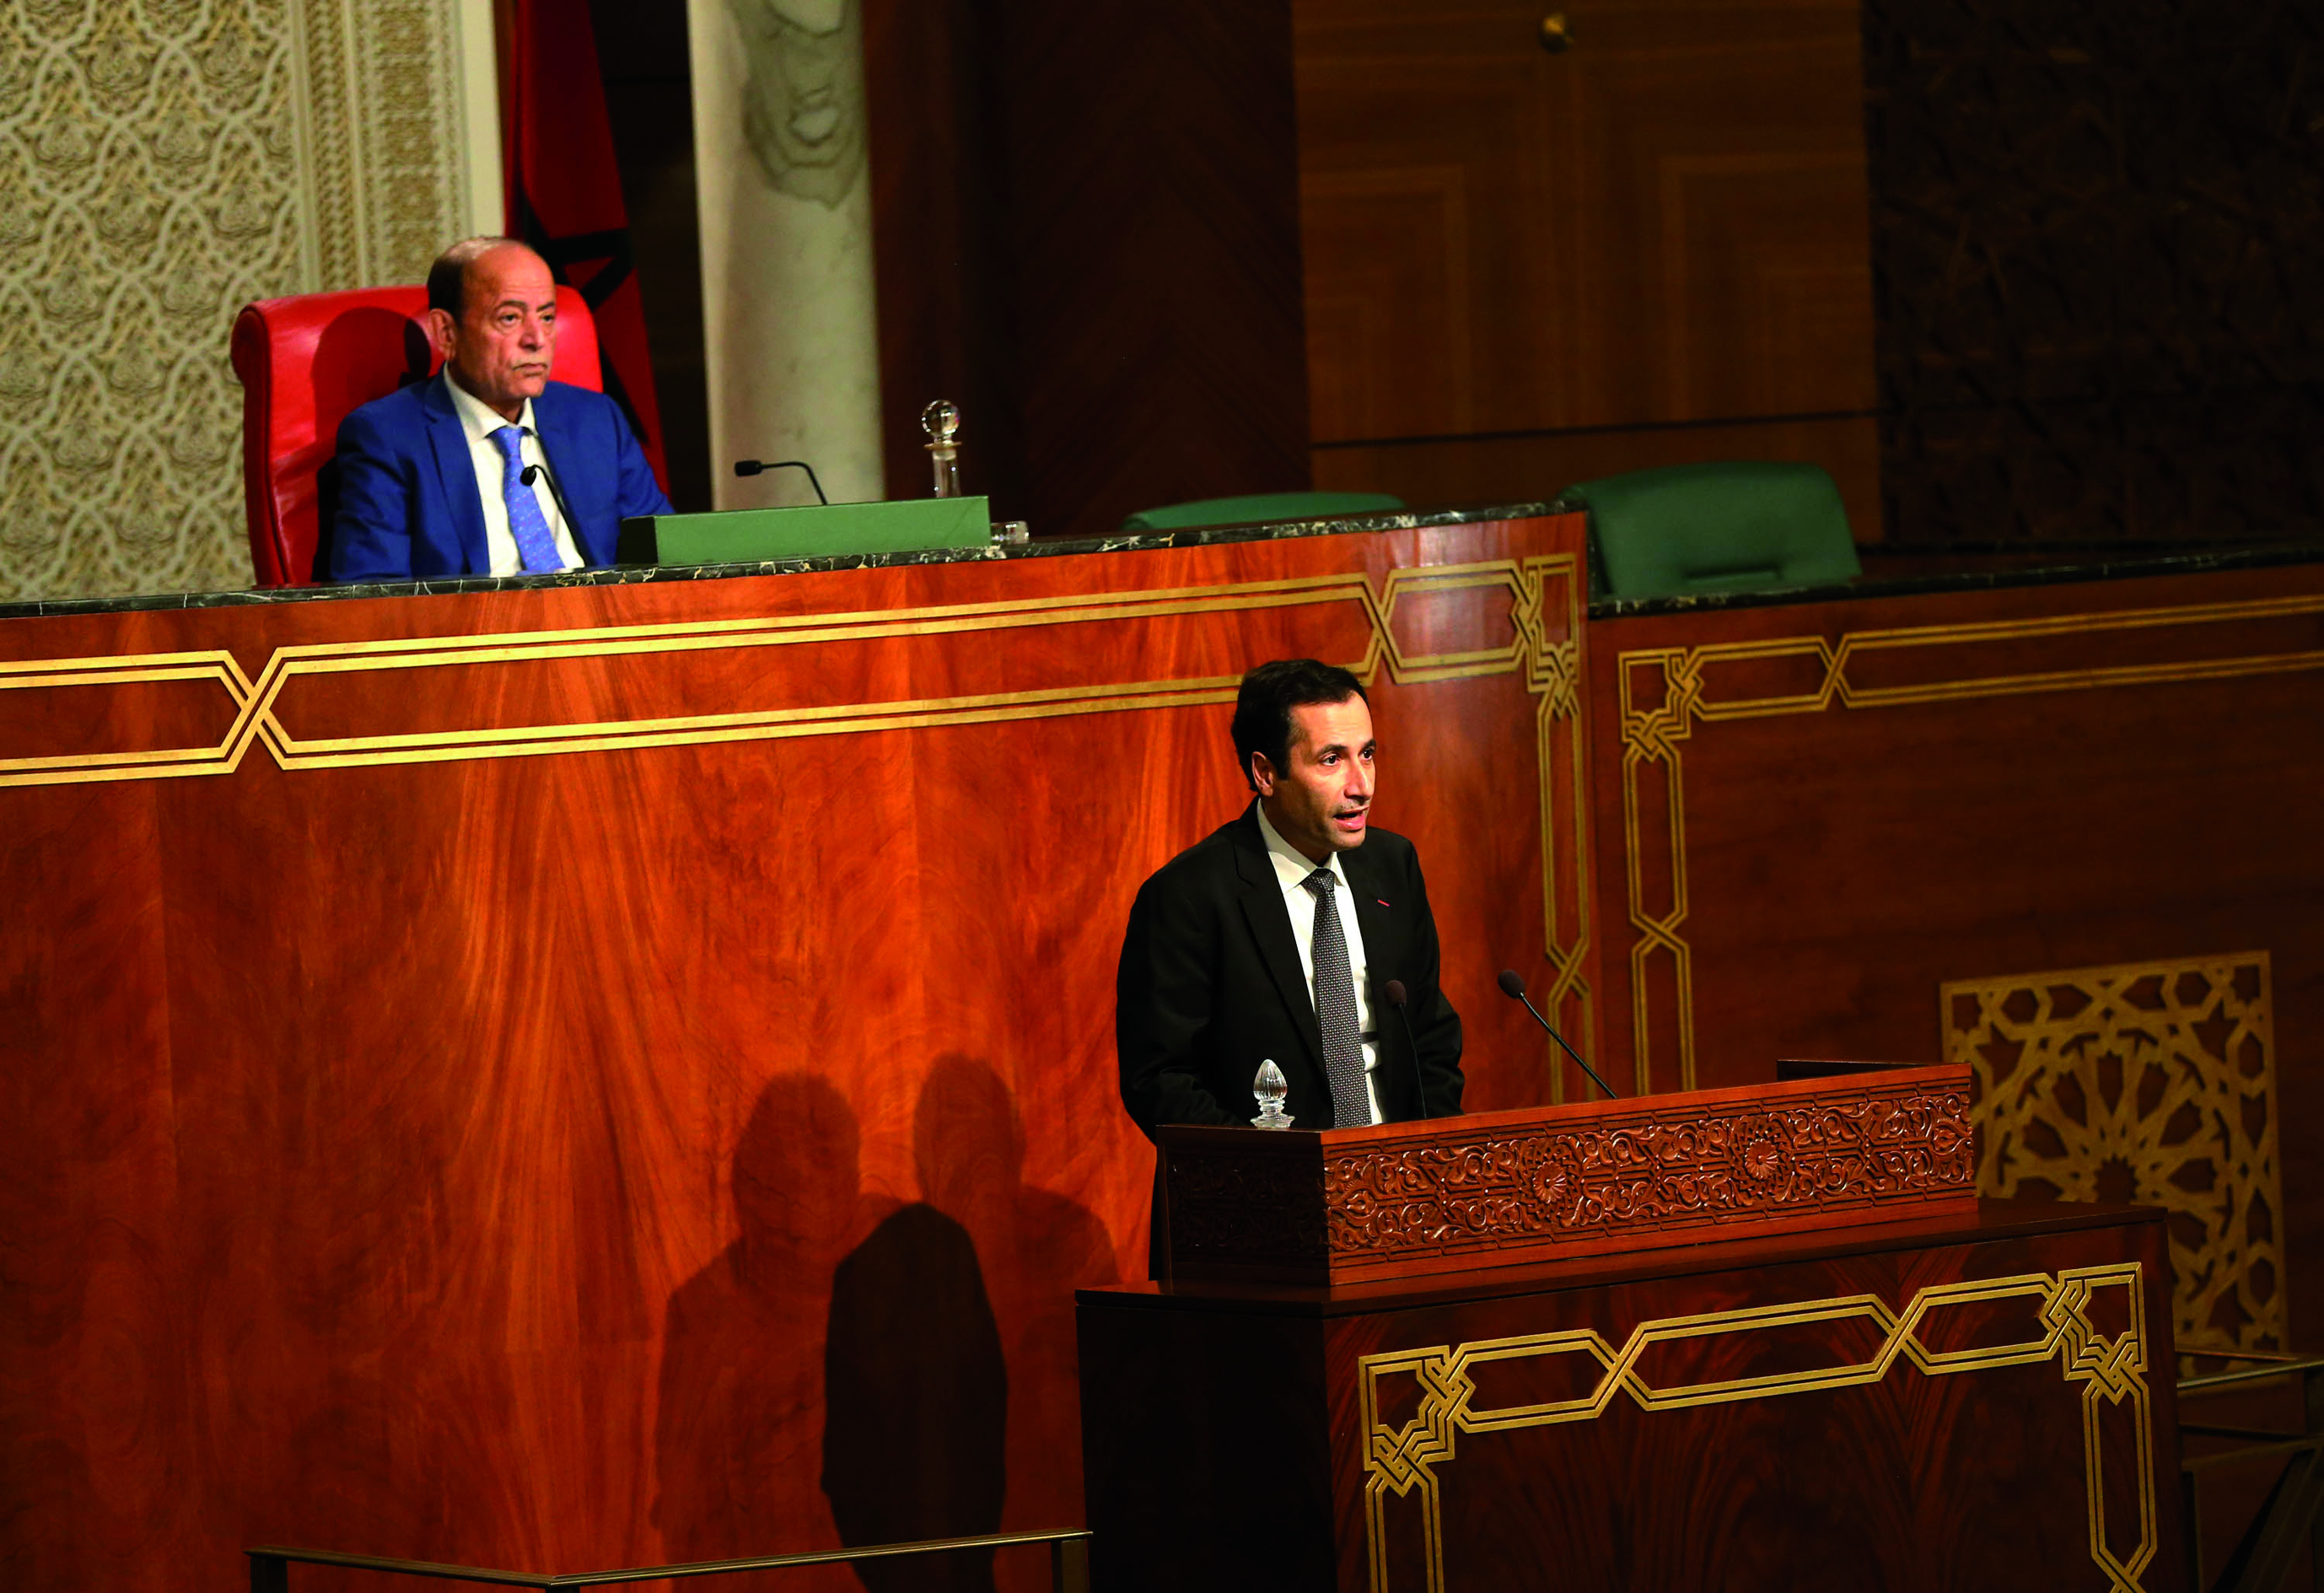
[[1863, 0, 2324, 545], [589, 0, 1310, 538], [588, 0, 712, 514], [1292, 0, 1890, 536], [586, 0, 2324, 546]]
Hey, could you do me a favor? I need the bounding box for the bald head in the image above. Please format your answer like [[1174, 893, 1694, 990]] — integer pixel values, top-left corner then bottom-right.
[[423, 238, 557, 423], [425, 236, 543, 320]]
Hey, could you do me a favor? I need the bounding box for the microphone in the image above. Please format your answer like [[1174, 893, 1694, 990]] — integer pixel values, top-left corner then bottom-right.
[[1498, 969, 1620, 1100], [518, 460, 581, 551], [1380, 977, 1431, 1120], [733, 457, 829, 504]]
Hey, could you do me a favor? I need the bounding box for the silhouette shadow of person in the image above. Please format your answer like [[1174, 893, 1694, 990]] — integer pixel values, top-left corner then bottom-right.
[[820, 1199, 1006, 1590], [907, 1057, 1119, 1545], [655, 1073, 890, 1581]]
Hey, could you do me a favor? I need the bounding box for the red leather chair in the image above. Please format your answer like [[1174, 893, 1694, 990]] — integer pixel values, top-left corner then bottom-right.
[[229, 285, 601, 587]]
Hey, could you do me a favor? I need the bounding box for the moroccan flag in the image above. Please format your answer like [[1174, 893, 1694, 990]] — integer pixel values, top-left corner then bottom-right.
[[503, 0, 670, 490]]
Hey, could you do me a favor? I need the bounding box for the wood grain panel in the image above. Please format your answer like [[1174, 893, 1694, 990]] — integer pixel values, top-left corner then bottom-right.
[[1002, 0, 1315, 536], [1303, 164, 1477, 443], [862, 0, 1021, 512], [866, 0, 1314, 539], [0, 781, 178, 1590], [1079, 1202, 2182, 1591], [1337, 1217, 2177, 1592], [0, 515, 1585, 1590], [1296, 0, 1877, 441], [1583, 559, 2324, 1347]]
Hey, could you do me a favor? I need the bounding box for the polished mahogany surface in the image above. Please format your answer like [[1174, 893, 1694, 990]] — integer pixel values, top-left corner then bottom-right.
[[0, 512, 1584, 1590], [1583, 556, 2324, 1354], [1080, 1200, 2182, 1591]]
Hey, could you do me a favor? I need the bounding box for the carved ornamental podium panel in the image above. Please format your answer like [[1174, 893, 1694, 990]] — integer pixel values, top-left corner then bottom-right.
[[1158, 1065, 1975, 1284], [1102, 1068, 2180, 1587]]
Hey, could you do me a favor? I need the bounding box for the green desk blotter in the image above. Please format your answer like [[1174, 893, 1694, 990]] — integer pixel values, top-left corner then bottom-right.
[[616, 496, 993, 565]]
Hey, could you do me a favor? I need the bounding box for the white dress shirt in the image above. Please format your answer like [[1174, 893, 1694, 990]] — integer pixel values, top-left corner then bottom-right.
[[1255, 800, 1384, 1123], [441, 370, 584, 576]]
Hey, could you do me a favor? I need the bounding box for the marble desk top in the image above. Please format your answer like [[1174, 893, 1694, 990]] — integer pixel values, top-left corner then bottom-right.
[[0, 503, 1554, 622], [5, 499, 2319, 623]]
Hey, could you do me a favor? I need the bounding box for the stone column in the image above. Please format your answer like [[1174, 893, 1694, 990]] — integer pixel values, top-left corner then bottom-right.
[[687, 0, 885, 510]]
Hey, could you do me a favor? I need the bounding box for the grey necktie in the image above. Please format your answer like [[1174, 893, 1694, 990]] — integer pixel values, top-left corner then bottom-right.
[[1303, 867, 1373, 1128]]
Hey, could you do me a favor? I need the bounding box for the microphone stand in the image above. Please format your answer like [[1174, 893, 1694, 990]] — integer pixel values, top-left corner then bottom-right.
[[519, 458, 582, 555], [1380, 978, 1430, 1120], [733, 458, 828, 504], [1498, 970, 1620, 1100]]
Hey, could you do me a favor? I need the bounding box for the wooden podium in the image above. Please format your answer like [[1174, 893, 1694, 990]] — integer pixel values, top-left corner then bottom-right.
[[1076, 1067, 2182, 1592]]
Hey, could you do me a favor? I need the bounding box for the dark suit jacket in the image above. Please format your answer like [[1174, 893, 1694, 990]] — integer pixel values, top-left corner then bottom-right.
[[327, 377, 671, 581], [1116, 804, 1464, 1138]]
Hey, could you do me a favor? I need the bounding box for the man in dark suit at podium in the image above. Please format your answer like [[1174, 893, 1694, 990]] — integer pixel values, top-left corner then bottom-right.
[[328, 236, 670, 581], [1116, 659, 1464, 1147]]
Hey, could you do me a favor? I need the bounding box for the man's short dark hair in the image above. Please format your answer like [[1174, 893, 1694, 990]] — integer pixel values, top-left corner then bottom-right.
[[425, 235, 524, 320], [1231, 659, 1369, 792]]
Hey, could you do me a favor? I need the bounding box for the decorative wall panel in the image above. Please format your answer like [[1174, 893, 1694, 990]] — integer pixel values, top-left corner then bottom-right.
[[1603, 584, 2324, 1095], [0, 0, 497, 604], [1948, 952, 2284, 1355], [1358, 1262, 2158, 1593], [1163, 1068, 1974, 1284]]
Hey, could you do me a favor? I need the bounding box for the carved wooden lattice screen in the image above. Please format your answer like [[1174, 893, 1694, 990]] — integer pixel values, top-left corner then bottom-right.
[[1945, 951, 2283, 1355]]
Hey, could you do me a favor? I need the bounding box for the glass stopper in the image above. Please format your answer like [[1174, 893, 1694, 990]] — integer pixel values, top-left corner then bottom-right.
[[1251, 1058, 1294, 1129], [922, 400, 962, 497]]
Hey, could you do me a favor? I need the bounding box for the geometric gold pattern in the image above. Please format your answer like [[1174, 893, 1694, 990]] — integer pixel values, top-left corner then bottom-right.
[[0, 562, 1552, 783], [1617, 590, 2324, 1093], [1517, 552, 1596, 1074], [1948, 952, 2284, 1357], [1360, 1264, 2158, 1593]]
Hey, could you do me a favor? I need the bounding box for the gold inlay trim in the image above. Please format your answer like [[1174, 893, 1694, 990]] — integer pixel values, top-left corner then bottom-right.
[[1360, 1265, 2156, 1593], [1, 553, 1595, 1047], [0, 565, 1535, 785], [0, 649, 263, 784], [1618, 591, 2324, 1092], [1518, 554, 1595, 1074]]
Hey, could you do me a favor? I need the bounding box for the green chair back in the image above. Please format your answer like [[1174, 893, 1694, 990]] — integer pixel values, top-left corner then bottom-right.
[[1563, 461, 1859, 600], [1119, 491, 1404, 533]]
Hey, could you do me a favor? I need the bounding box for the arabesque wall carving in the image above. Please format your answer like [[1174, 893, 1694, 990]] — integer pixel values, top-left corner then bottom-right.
[[0, 0, 492, 603], [1949, 951, 2284, 1354]]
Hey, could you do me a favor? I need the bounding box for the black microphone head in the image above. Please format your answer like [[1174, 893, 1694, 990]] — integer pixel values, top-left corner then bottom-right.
[[1497, 969, 1527, 1000], [734, 459, 764, 476], [1383, 978, 1408, 1009], [519, 464, 540, 485]]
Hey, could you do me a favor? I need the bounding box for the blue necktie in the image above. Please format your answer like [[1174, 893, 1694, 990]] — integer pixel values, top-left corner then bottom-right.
[[490, 425, 565, 573]]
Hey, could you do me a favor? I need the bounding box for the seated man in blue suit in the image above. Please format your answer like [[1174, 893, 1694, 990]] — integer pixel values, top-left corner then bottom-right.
[[328, 236, 672, 581]]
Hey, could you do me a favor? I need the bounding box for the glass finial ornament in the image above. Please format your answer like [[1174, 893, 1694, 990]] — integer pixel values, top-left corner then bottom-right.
[[922, 400, 962, 498], [1251, 1058, 1294, 1129]]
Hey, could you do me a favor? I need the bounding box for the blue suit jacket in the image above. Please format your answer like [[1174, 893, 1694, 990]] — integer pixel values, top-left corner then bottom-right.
[[328, 376, 672, 582]]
